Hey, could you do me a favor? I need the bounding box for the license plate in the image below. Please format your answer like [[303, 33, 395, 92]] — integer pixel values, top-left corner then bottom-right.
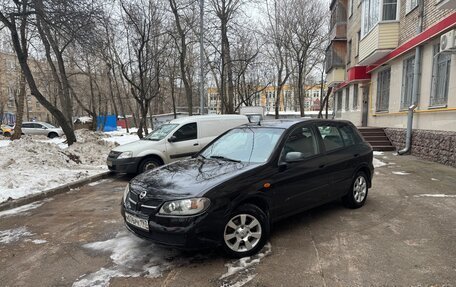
[[107, 160, 112, 167], [125, 213, 149, 231]]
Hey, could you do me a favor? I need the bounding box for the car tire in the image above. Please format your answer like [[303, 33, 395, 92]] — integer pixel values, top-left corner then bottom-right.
[[48, 132, 58, 138], [138, 157, 161, 173], [342, 171, 369, 209], [3, 132, 11, 137], [222, 204, 269, 258]]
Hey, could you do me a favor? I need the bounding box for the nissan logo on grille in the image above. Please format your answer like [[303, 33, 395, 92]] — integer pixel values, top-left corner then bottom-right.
[[139, 191, 147, 200]]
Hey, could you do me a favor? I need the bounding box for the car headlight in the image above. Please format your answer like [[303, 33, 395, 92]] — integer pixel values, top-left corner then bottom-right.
[[158, 198, 210, 216], [123, 184, 130, 204], [118, 151, 133, 159]]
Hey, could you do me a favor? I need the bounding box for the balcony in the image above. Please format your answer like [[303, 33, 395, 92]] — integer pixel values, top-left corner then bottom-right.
[[329, 0, 348, 41], [436, 0, 456, 9], [325, 41, 346, 73], [326, 68, 345, 86], [358, 22, 400, 65]]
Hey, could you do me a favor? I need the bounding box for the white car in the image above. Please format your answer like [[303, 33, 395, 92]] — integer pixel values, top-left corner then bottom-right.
[[21, 122, 64, 138], [107, 115, 249, 174]]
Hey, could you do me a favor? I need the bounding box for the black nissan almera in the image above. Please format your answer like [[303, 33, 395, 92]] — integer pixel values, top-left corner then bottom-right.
[[121, 119, 374, 257]]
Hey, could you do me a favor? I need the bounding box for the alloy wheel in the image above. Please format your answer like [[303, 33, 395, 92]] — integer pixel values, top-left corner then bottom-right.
[[353, 175, 367, 203], [224, 214, 262, 253]]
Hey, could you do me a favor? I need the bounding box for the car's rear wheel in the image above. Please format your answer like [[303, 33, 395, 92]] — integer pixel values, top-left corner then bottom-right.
[[3, 132, 11, 137], [138, 157, 161, 173], [222, 204, 269, 258], [342, 171, 368, 209], [48, 132, 58, 138]]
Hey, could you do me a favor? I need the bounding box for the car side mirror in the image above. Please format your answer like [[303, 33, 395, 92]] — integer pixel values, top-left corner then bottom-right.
[[42, 126, 47, 129], [168, 136, 177, 143], [285, 152, 303, 162]]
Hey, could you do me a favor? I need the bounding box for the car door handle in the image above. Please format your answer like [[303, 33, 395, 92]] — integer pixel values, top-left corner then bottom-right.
[[193, 143, 199, 146], [319, 164, 326, 169], [353, 153, 360, 158]]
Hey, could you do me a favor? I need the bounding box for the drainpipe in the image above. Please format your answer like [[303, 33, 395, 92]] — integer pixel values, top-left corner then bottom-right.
[[398, 0, 424, 155]]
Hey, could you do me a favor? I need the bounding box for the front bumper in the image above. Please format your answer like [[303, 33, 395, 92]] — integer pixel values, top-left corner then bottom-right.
[[121, 203, 222, 249], [107, 157, 141, 173]]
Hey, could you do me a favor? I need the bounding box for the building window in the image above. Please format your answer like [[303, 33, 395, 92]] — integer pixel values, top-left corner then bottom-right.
[[336, 91, 343, 111], [362, 0, 398, 37], [353, 84, 359, 110], [430, 44, 451, 107], [349, 0, 354, 17], [376, 68, 391, 111], [345, 87, 350, 111], [347, 40, 352, 64], [401, 56, 415, 110], [405, 0, 418, 14], [356, 30, 361, 57], [382, 0, 397, 20]]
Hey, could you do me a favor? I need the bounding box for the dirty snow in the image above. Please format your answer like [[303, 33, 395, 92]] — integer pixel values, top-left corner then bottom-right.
[[0, 199, 52, 218], [414, 194, 456, 198], [431, 178, 440, 181], [0, 129, 131, 204], [31, 239, 47, 244], [373, 151, 384, 156], [219, 243, 271, 287], [88, 179, 113, 187], [73, 231, 182, 287], [392, 171, 410, 175], [0, 227, 33, 244], [0, 140, 10, 148], [373, 158, 387, 168]]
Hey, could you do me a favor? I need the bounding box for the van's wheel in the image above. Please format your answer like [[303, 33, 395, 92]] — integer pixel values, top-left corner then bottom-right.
[[222, 204, 269, 258], [138, 157, 161, 173], [342, 171, 369, 209], [48, 132, 58, 138]]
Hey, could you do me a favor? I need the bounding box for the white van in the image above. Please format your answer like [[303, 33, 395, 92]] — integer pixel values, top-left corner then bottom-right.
[[107, 115, 249, 173]]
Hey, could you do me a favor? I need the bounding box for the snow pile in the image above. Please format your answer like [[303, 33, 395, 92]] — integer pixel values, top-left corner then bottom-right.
[[0, 130, 119, 204]]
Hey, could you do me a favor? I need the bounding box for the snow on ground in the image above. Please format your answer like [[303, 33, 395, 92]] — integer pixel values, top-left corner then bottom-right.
[[73, 231, 183, 287], [0, 140, 10, 148], [0, 129, 133, 204], [0, 199, 52, 218], [392, 171, 410, 175], [0, 227, 33, 244], [373, 158, 388, 168], [414, 194, 456, 198], [373, 151, 384, 156], [219, 243, 271, 287]]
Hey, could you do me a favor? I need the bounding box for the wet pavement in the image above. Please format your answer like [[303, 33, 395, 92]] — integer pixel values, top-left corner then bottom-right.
[[1, 153, 455, 287]]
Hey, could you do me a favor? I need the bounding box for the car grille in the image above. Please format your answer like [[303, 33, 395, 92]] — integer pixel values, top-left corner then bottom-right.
[[127, 192, 163, 216], [109, 151, 122, 159]]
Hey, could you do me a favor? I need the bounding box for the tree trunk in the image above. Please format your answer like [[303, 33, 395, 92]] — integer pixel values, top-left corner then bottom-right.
[[11, 73, 26, 140]]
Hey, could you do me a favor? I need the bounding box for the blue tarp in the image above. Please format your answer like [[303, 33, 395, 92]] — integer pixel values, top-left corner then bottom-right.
[[97, 115, 117, 132]]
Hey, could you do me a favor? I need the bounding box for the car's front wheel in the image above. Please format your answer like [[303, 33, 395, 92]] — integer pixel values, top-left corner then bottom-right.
[[48, 132, 58, 138], [138, 157, 161, 173], [222, 204, 269, 258], [342, 171, 369, 209]]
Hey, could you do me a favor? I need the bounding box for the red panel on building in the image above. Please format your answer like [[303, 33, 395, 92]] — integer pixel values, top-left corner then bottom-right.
[[347, 66, 371, 82]]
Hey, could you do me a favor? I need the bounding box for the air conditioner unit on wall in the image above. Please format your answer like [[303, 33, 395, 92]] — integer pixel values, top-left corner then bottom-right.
[[440, 30, 456, 51]]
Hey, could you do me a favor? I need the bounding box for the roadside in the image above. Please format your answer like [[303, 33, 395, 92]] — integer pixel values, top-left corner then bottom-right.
[[0, 152, 455, 286], [0, 129, 138, 204]]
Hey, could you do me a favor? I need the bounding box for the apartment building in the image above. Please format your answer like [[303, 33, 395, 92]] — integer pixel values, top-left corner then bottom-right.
[[207, 85, 324, 114], [326, 0, 456, 166], [0, 52, 51, 123]]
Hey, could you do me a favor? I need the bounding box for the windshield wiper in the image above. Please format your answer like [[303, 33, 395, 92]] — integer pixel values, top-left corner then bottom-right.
[[210, 155, 241, 163]]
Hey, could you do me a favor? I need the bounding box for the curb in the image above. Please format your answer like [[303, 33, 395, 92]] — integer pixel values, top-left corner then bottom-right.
[[0, 171, 112, 212]]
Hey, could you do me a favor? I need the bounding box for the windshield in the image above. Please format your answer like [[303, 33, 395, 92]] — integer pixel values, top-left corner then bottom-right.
[[143, 124, 178, 141], [200, 127, 284, 163]]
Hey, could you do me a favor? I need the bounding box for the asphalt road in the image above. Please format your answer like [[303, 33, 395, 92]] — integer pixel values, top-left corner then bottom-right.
[[1, 153, 456, 287]]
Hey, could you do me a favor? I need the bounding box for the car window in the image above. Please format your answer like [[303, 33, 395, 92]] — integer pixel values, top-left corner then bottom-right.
[[339, 125, 358, 146], [33, 123, 43, 129], [22, 123, 32, 128], [317, 124, 344, 152], [173, 123, 197, 142], [281, 126, 319, 161]]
